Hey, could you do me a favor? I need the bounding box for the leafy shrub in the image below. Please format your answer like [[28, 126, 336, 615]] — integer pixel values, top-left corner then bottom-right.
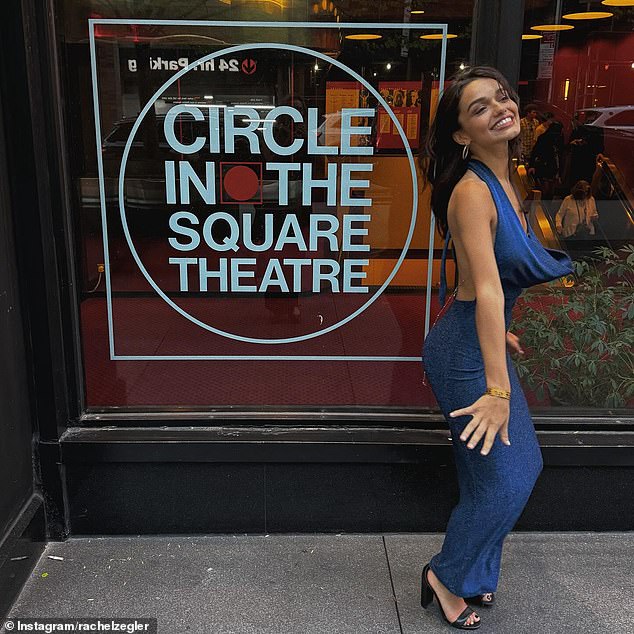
[[513, 244, 634, 408]]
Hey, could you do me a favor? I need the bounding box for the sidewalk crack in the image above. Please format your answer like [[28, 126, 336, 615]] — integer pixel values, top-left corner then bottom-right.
[[382, 535, 404, 634]]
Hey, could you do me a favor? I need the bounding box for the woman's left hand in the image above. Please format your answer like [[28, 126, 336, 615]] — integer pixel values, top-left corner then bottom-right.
[[506, 331, 524, 355]]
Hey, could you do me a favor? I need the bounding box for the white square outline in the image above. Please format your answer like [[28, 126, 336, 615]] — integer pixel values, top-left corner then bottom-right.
[[88, 19, 448, 361]]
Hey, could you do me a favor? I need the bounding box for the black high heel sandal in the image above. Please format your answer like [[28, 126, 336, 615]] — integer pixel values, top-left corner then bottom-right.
[[465, 592, 495, 607], [420, 563, 481, 630]]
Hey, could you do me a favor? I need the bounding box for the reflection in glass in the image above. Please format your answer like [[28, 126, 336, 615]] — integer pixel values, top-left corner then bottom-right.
[[516, 1, 634, 412]]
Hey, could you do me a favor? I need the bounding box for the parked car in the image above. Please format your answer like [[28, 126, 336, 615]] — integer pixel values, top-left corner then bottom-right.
[[575, 105, 634, 131]]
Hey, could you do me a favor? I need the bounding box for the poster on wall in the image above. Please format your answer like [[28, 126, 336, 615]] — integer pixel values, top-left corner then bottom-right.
[[376, 81, 423, 150], [324, 81, 368, 147], [538, 32, 557, 80]]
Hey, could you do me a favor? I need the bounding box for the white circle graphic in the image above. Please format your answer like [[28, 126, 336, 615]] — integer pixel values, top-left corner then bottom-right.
[[119, 43, 418, 344]]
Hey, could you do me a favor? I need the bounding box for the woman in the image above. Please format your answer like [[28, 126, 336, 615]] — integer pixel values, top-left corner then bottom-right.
[[419, 66, 574, 629], [555, 180, 599, 239]]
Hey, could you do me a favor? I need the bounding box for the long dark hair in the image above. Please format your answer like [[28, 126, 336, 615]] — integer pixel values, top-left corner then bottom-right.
[[420, 66, 522, 237]]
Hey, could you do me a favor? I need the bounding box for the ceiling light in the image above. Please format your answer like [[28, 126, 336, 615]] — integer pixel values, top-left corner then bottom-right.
[[530, 24, 575, 31], [602, 1, 634, 6], [386, 63, 392, 70], [420, 33, 458, 39], [562, 12, 613, 20], [522, 34, 543, 40], [344, 33, 382, 40], [411, 10, 425, 14]]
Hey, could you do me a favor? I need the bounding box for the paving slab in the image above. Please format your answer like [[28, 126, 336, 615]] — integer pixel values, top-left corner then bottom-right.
[[385, 532, 634, 634], [3, 535, 400, 634], [3, 532, 634, 633]]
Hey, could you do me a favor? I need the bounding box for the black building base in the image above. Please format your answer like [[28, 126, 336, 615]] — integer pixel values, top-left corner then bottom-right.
[[60, 426, 634, 535], [65, 462, 634, 535]]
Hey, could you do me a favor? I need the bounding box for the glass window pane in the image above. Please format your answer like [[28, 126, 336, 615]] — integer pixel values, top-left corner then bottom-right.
[[58, 0, 476, 411], [516, 1, 634, 413]]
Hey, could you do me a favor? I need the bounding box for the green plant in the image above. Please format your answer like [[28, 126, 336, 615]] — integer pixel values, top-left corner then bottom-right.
[[512, 244, 634, 408]]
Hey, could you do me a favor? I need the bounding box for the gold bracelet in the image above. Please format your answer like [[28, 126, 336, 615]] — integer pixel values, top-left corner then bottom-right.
[[485, 386, 511, 400]]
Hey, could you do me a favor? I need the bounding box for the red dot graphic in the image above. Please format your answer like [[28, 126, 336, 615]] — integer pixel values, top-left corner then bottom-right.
[[223, 165, 260, 201]]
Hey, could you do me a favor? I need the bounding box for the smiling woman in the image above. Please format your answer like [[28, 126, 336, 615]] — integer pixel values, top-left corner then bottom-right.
[[420, 64, 574, 631]]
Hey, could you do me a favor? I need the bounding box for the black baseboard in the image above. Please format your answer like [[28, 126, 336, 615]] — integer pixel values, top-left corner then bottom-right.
[[64, 461, 634, 535], [57, 427, 634, 535], [0, 495, 47, 620]]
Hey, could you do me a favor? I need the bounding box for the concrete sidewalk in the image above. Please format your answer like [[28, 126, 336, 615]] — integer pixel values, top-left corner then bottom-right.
[[3, 533, 633, 633]]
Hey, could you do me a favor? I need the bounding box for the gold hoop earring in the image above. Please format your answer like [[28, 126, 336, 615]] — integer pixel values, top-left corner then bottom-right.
[[462, 144, 470, 160]]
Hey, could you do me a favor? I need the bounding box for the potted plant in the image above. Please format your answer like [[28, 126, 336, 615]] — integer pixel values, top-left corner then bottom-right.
[[512, 244, 634, 408]]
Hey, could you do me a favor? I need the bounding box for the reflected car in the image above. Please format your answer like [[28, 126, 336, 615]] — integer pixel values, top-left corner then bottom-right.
[[576, 106, 634, 131]]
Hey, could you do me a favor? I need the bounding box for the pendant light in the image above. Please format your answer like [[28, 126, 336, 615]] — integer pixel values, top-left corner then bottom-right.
[[564, 0, 614, 19], [562, 11, 613, 20], [531, 1, 575, 33], [344, 34, 382, 40], [420, 33, 458, 39], [531, 24, 574, 31]]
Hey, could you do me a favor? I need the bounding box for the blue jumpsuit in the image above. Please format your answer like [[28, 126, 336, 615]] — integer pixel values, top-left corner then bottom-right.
[[421, 158, 574, 597]]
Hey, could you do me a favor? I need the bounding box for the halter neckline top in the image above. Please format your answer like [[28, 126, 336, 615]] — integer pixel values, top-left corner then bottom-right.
[[438, 158, 574, 307]]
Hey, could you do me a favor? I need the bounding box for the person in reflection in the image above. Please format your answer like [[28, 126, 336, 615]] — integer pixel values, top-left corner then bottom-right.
[[519, 103, 539, 162], [567, 111, 605, 186], [533, 110, 555, 142], [527, 120, 564, 215], [418, 66, 573, 630], [555, 180, 598, 240]]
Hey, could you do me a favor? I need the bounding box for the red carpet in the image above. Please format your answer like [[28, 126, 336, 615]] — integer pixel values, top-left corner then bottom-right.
[[81, 292, 549, 410]]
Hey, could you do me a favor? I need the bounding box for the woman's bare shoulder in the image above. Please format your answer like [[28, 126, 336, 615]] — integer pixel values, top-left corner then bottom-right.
[[454, 171, 489, 192], [448, 173, 495, 227], [449, 173, 491, 206]]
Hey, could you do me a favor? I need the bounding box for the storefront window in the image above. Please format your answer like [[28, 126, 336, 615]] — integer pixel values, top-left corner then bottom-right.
[[59, 0, 476, 411], [516, 1, 634, 411]]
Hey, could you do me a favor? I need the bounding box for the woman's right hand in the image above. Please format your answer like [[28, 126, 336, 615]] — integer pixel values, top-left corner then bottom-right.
[[449, 394, 511, 456]]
